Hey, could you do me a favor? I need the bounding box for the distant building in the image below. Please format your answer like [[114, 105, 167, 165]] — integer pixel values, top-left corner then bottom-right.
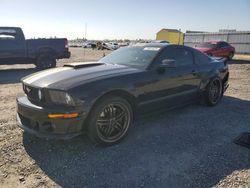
[[219, 29, 237, 33], [156, 28, 184, 45], [186, 30, 207, 33]]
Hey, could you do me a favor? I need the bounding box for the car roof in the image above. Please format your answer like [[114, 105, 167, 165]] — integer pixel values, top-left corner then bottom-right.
[[151, 40, 169, 43], [207, 40, 228, 44], [131, 43, 199, 53], [132, 42, 170, 48], [0, 26, 21, 30]]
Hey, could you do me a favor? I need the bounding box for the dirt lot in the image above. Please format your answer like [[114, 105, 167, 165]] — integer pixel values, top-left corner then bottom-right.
[[0, 48, 250, 188]]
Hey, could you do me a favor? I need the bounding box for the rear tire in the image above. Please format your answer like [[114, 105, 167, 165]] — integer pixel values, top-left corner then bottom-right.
[[204, 77, 223, 106], [228, 52, 234, 60], [36, 53, 56, 70], [87, 96, 133, 146]]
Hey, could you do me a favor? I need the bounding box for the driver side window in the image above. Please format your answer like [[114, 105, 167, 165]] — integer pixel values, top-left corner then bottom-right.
[[157, 47, 194, 66]]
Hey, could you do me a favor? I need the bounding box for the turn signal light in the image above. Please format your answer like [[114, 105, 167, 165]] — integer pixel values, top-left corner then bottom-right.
[[48, 113, 79, 119]]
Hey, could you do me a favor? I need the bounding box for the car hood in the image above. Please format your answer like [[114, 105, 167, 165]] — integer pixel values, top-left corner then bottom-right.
[[22, 62, 141, 90]]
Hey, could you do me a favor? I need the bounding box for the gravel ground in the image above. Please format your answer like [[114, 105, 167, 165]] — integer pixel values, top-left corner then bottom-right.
[[0, 48, 250, 188]]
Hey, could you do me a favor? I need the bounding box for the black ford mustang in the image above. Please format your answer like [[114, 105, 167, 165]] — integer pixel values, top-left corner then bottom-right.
[[17, 43, 229, 145]]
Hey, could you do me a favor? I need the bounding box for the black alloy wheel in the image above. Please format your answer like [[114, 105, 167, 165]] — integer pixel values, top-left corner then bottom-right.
[[96, 103, 130, 142], [87, 96, 133, 145], [206, 78, 222, 106]]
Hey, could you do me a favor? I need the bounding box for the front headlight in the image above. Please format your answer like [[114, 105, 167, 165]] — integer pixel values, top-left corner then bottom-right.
[[48, 90, 76, 106]]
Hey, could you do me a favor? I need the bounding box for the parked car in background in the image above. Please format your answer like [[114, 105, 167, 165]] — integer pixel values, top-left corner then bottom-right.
[[82, 42, 92, 48], [118, 42, 130, 47], [17, 43, 229, 145], [195, 41, 235, 59], [107, 42, 120, 50], [97, 42, 119, 50], [69, 42, 82, 48], [0, 27, 70, 69]]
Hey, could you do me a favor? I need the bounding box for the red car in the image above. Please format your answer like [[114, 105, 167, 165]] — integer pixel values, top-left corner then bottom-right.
[[195, 41, 235, 59]]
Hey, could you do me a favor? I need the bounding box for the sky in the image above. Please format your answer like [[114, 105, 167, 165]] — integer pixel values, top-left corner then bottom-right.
[[1, 0, 250, 40]]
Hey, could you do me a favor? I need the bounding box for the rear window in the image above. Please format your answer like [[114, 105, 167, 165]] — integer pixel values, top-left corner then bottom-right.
[[196, 42, 215, 48], [0, 29, 16, 40], [0, 29, 16, 34], [218, 42, 230, 48]]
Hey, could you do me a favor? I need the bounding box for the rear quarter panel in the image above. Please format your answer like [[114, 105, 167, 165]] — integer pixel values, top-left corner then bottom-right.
[[197, 60, 228, 91]]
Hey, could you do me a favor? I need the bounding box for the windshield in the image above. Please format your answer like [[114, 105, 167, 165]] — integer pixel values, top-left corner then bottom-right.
[[98, 46, 160, 67], [196, 42, 216, 48]]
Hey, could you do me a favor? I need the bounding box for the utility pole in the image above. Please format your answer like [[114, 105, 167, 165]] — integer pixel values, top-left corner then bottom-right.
[[178, 28, 181, 45], [85, 23, 87, 41], [83, 23, 87, 61]]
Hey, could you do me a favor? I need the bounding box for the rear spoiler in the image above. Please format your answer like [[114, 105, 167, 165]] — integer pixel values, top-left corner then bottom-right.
[[63, 62, 104, 69]]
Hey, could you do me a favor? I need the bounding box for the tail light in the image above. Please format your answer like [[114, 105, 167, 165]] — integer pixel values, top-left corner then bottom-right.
[[65, 39, 69, 48]]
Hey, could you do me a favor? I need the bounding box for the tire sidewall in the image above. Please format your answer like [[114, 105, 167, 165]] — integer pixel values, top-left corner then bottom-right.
[[36, 53, 56, 70], [87, 96, 133, 146], [206, 77, 223, 106], [228, 52, 234, 60]]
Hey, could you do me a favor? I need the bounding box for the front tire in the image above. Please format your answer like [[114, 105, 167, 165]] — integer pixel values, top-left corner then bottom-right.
[[205, 77, 223, 106], [87, 96, 133, 146]]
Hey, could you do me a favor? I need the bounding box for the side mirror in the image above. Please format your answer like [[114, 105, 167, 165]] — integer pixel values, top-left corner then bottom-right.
[[160, 59, 176, 68], [156, 59, 176, 73]]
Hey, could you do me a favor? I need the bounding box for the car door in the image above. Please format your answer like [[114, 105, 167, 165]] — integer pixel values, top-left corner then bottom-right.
[[161, 46, 201, 104], [137, 46, 201, 110], [214, 42, 228, 57], [221, 42, 232, 57]]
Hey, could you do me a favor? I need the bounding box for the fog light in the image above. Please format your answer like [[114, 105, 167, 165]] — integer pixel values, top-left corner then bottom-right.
[[48, 113, 79, 119]]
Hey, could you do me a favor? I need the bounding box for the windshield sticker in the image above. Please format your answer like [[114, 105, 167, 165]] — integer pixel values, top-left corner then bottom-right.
[[143, 47, 160, 51]]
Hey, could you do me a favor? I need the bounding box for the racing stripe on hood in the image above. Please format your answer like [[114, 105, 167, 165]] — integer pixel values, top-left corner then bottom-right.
[[22, 67, 71, 85]]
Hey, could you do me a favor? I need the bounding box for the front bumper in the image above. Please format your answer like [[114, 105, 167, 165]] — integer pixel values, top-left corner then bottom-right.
[[17, 96, 86, 139]]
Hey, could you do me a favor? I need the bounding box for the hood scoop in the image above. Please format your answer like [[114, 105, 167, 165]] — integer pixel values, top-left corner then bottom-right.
[[64, 62, 104, 69]]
